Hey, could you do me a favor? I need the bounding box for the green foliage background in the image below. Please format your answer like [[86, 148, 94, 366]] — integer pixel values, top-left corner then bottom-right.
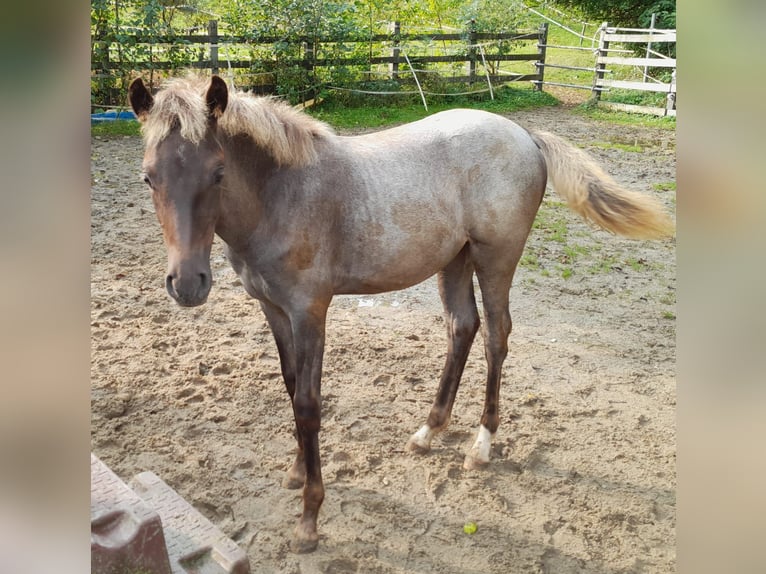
[[553, 0, 675, 29], [91, 1, 675, 107]]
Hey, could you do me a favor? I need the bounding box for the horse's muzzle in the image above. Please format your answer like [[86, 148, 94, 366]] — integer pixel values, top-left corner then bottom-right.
[[165, 270, 211, 307]]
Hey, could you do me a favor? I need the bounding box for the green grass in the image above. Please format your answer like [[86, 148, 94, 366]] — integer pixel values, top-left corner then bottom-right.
[[520, 252, 540, 270], [308, 85, 558, 130], [90, 86, 557, 137], [91, 120, 141, 137], [625, 257, 649, 272], [659, 293, 675, 305], [601, 88, 668, 108], [652, 181, 676, 192], [309, 102, 429, 130], [532, 200, 570, 244], [587, 255, 619, 275], [575, 102, 676, 129], [562, 244, 589, 262], [589, 141, 644, 153]]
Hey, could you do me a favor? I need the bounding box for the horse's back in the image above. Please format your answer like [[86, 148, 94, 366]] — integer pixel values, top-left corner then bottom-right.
[[386, 109, 547, 242], [342, 108, 545, 197], [318, 109, 546, 293]]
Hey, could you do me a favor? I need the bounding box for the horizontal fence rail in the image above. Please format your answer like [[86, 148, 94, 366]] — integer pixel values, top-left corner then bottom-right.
[[91, 21, 549, 108], [532, 14, 676, 117], [593, 24, 677, 117]]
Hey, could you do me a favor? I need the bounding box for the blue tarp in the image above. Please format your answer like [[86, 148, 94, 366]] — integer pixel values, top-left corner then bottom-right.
[[91, 110, 137, 124]]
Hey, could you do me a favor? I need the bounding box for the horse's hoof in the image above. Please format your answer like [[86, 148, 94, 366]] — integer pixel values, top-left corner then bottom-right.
[[405, 437, 431, 455], [282, 459, 306, 489], [463, 454, 489, 470], [406, 425, 435, 454], [464, 425, 493, 469], [290, 536, 319, 554], [291, 526, 319, 553], [281, 472, 304, 489]]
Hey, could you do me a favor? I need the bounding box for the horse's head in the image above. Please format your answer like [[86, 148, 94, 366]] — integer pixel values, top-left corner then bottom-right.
[[129, 76, 228, 307]]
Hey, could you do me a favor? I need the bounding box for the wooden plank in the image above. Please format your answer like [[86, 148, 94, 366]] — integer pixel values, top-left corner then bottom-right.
[[477, 31, 539, 41], [540, 44, 626, 52], [404, 74, 541, 85], [94, 31, 539, 46], [462, 73, 540, 83], [604, 32, 676, 43], [596, 79, 673, 93], [599, 101, 675, 117], [597, 56, 676, 67], [534, 80, 604, 91], [368, 31, 537, 42], [293, 96, 324, 110], [490, 53, 542, 61], [97, 54, 542, 70], [351, 52, 540, 66], [538, 63, 602, 72]]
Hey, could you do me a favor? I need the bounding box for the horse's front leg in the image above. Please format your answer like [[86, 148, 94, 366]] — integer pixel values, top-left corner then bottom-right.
[[259, 301, 306, 488], [287, 298, 329, 554]]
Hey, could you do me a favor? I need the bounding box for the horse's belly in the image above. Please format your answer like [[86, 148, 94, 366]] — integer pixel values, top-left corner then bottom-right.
[[335, 230, 465, 295]]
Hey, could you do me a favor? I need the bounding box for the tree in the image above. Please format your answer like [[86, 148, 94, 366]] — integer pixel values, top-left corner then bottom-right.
[[553, 0, 675, 29]]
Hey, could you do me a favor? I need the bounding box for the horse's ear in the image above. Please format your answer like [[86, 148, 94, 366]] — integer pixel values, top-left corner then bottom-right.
[[206, 75, 228, 119], [128, 78, 153, 122]]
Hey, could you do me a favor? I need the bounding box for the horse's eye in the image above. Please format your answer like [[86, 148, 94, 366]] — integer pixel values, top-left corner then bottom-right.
[[141, 173, 153, 188], [213, 167, 224, 185]]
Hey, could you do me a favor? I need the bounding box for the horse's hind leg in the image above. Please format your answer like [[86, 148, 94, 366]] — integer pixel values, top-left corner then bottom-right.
[[259, 300, 305, 489], [406, 244, 480, 453], [463, 248, 518, 470]]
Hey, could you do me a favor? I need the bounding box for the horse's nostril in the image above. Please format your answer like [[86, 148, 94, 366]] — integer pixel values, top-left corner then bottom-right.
[[164, 270, 210, 305]]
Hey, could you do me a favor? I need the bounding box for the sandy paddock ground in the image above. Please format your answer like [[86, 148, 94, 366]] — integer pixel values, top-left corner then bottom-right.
[[91, 104, 676, 574]]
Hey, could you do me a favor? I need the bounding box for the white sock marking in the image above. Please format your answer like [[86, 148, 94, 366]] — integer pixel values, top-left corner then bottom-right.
[[467, 424, 494, 464], [409, 424, 436, 450]]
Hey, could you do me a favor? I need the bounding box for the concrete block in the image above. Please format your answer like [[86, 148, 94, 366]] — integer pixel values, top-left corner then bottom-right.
[[130, 471, 250, 574], [91, 453, 173, 574]]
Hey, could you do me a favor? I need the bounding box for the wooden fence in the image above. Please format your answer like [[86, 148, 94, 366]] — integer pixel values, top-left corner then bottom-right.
[[534, 21, 676, 117], [591, 24, 676, 117], [91, 21, 549, 107]]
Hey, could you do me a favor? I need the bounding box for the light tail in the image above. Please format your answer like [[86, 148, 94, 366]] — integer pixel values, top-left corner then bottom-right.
[[529, 130, 674, 239]]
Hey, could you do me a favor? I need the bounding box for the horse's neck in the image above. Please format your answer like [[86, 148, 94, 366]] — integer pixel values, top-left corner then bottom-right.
[[216, 136, 277, 248]]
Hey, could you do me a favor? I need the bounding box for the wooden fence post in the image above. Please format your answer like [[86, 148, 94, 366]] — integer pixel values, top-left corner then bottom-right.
[[391, 21, 400, 81], [666, 69, 676, 113], [303, 40, 315, 73], [643, 12, 656, 83], [591, 22, 608, 101], [468, 19, 478, 85], [208, 19, 219, 75], [536, 23, 548, 92], [92, 33, 115, 106], [303, 39, 316, 99]]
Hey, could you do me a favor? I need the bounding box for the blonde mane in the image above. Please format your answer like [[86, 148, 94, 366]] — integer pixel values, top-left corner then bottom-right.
[[141, 76, 334, 166]]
